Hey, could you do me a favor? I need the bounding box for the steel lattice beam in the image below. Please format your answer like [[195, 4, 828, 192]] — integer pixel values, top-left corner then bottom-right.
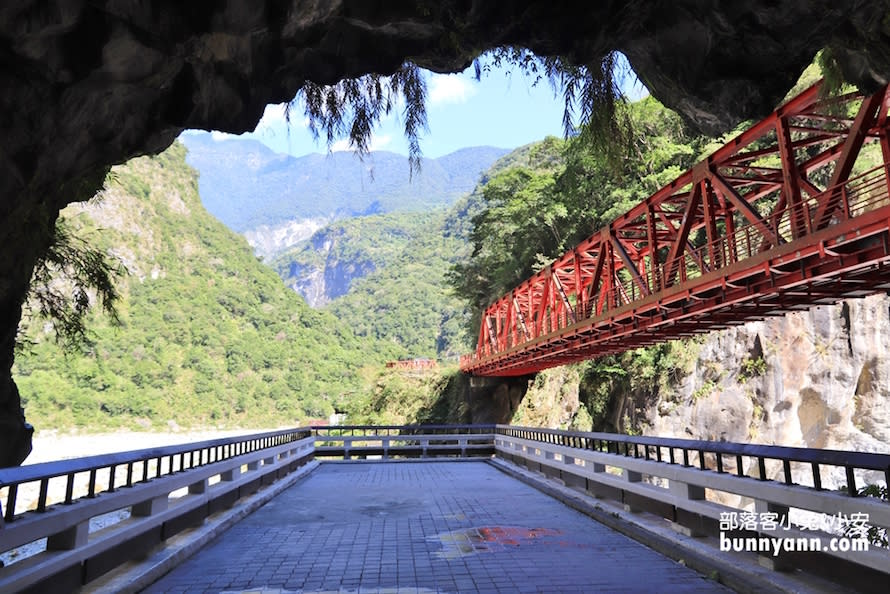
[[462, 81, 890, 377]]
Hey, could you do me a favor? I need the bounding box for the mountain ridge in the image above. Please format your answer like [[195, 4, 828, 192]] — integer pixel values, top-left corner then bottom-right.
[[179, 132, 509, 233]]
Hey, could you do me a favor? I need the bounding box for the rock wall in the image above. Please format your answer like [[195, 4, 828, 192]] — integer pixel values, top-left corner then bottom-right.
[[521, 294, 890, 488], [466, 375, 533, 425], [4, 0, 890, 464], [650, 295, 890, 475]]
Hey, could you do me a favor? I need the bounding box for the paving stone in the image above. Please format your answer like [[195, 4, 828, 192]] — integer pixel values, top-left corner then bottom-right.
[[143, 461, 728, 593]]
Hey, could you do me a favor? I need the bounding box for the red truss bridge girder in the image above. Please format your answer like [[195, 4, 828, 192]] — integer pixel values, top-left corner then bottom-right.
[[461, 80, 890, 377]]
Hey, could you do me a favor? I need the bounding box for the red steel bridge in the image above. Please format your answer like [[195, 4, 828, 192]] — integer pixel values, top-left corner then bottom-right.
[[461, 80, 890, 376]]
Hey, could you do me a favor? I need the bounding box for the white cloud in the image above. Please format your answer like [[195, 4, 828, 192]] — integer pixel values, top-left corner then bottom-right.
[[253, 103, 306, 134], [428, 74, 476, 106], [329, 138, 351, 152], [210, 131, 237, 142], [330, 134, 393, 153], [371, 134, 393, 151]]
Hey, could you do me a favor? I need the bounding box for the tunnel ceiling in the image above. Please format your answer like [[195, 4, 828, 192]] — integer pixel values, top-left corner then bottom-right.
[[2, 1, 890, 468], [3, 0, 890, 212]]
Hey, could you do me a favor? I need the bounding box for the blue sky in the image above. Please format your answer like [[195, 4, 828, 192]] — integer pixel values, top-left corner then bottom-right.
[[195, 54, 647, 159]]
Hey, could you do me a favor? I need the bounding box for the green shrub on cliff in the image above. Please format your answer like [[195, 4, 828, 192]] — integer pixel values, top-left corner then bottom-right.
[[14, 142, 402, 432]]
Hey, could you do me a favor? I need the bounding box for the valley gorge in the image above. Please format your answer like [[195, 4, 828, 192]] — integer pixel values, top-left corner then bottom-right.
[[5, 1, 890, 464]]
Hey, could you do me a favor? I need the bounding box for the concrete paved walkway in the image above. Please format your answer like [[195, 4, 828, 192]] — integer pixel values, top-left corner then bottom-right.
[[143, 461, 728, 593]]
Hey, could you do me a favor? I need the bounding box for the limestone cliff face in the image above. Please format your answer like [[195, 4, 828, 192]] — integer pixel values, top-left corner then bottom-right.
[[650, 295, 890, 455], [245, 218, 328, 261], [518, 294, 890, 487], [647, 295, 890, 490], [285, 255, 376, 308], [276, 225, 379, 308]]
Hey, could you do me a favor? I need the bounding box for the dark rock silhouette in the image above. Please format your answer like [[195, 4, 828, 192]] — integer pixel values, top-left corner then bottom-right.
[[3, 0, 890, 465]]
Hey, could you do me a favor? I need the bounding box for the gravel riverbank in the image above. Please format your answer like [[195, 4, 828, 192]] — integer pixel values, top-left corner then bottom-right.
[[25, 427, 276, 465]]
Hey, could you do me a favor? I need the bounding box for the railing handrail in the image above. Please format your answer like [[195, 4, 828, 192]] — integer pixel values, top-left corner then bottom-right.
[[0, 431, 317, 593], [493, 430, 890, 578], [0, 427, 310, 487], [2, 423, 887, 591], [311, 424, 496, 432], [497, 425, 890, 471]]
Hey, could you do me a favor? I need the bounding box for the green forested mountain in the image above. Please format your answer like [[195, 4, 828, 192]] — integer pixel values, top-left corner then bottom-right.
[[13, 143, 404, 432], [270, 143, 558, 359], [324, 98, 723, 427], [271, 208, 467, 358], [325, 211, 468, 359], [179, 132, 508, 232], [271, 210, 444, 306]]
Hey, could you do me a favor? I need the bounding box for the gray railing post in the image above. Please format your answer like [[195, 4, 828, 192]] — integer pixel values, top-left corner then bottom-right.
[[47, 522, 89, 551], [189, 479, 208, 494], [669, 481, 706, 537], [622, 469, 643, 512], [753, 499, 793, 571], [132, 495, 169, 517]]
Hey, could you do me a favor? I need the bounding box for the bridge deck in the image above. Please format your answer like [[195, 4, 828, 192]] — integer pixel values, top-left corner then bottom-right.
[[144, 461, 726, 593]]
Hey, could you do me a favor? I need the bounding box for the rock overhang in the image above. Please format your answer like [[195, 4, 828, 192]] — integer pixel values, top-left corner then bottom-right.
[[2, 0, 890, 466]]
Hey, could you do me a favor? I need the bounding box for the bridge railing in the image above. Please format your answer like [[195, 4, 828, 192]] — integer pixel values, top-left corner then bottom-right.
[[3, 424, 887, 590], [664, 165, 890, 295], [462, 82, 890, 376], [0, 427, 314, 593], [494, 425, 890, 577], [311, 424, 496, 459], [461, 164, 890, 368]]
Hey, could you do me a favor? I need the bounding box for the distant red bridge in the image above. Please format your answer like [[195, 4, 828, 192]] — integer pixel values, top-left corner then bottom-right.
[[386, 358, 438, 371], [461, 81, 890, 376]]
